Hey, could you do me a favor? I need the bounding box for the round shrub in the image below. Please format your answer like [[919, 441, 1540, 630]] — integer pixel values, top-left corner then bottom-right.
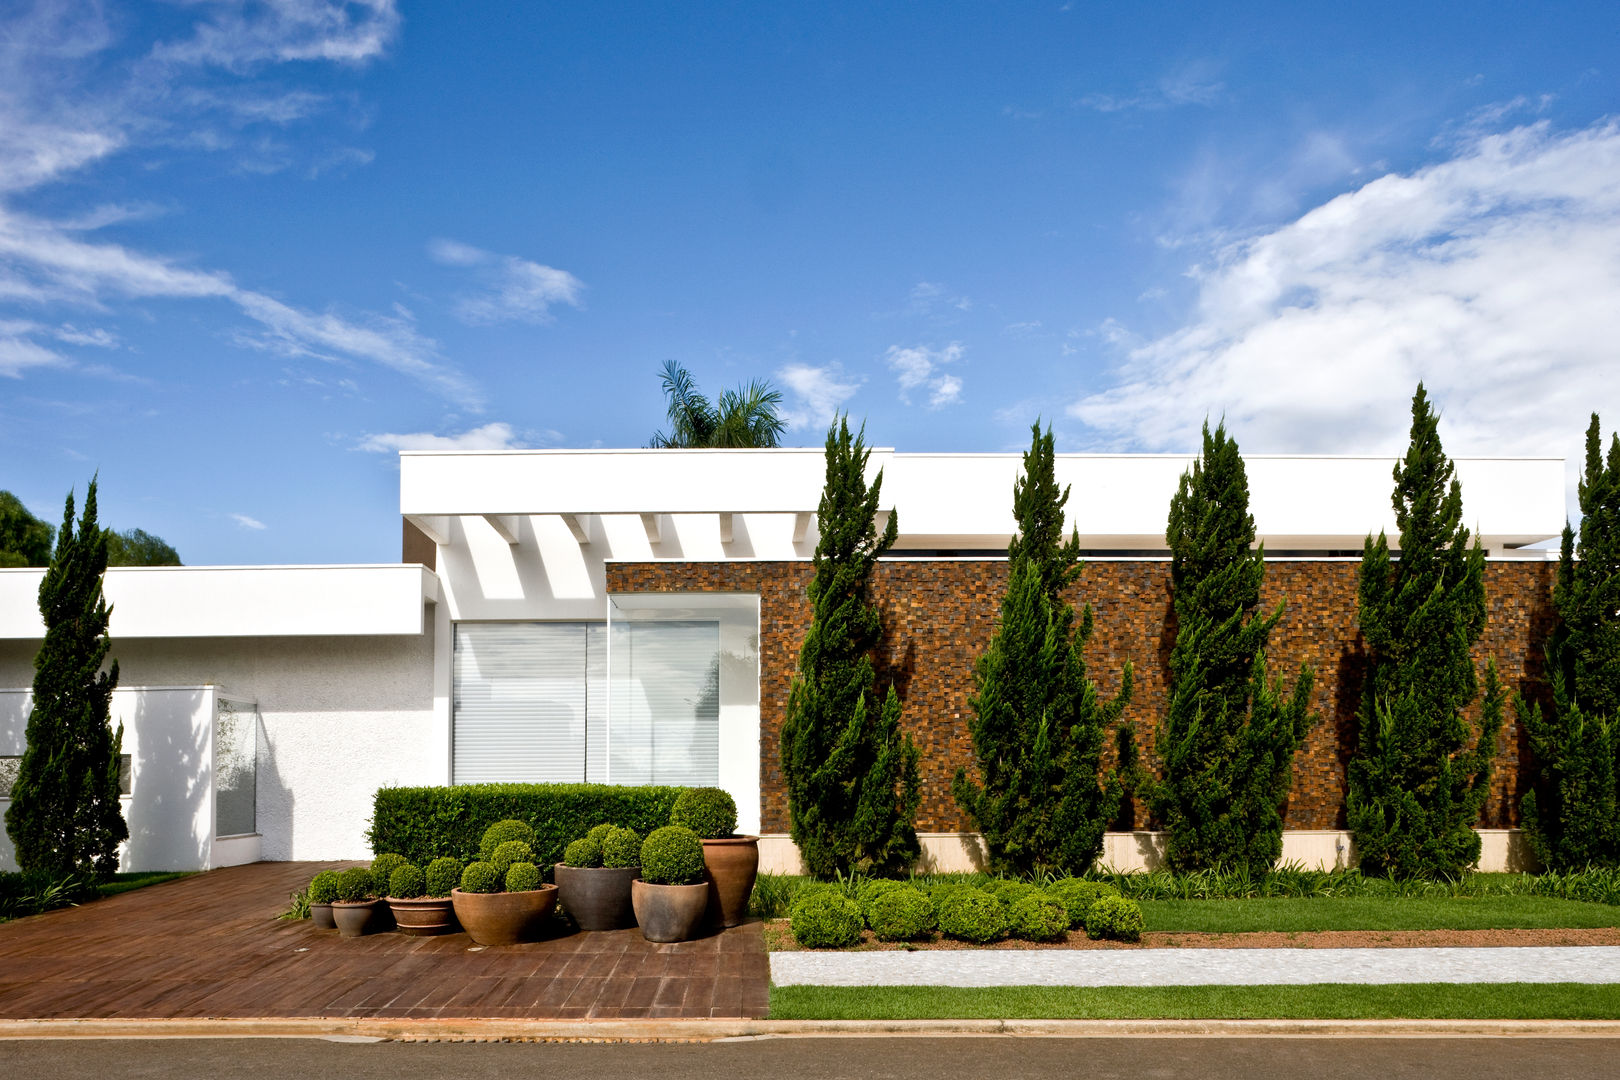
[[586, 823, 615, 845], [1008, 893, 1070, 942], [334, 866, 374, 903], [789, 887, 864, 948], [308, 870, 340, 905], [988, 881, 1042, 908], [369, 853, 408, 897], [1085, 894, 1144, 942], [1047, 879, 1120, 929], [856, 877, 907, 907], [505, 861, 542, 892], [489, 839, 535, 876], [387, 863, 424, 899], [937, 888, 1008, 943], [564, 836, 603, 868], [639, 826, 706, 885], [866, 888, 934, 942], [424, 857, 462, 899], [601, 826, 642, 868], [460, 860, 502, 894], [479, 819, 536, 860], [669, 787, 738, 839]]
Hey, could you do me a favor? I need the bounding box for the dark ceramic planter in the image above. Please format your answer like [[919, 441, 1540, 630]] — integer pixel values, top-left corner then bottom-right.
[[450, 886, 558, 946], [311, 902, 336, 931], [331, 899, 381, 938], [387, 896, 457, 936], [630, 879, 710, 943], [701, 836, 760, 928], [554, 863, 640, 931]]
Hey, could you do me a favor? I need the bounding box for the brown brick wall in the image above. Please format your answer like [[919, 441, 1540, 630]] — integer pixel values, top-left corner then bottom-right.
[[605, 559, 1557, 835]]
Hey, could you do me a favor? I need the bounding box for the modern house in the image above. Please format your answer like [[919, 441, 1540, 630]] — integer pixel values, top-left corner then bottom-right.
[[0, 448, 1566, 873]]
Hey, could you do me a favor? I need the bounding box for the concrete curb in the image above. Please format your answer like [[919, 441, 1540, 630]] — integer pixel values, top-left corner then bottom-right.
[[4, 1017, 1620, 1041]]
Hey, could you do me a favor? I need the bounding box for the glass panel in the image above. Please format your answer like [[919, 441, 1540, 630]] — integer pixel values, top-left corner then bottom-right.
[[454, 623, 600, 784], [214, 700, 258, 836], [608, 620, 721, 786]]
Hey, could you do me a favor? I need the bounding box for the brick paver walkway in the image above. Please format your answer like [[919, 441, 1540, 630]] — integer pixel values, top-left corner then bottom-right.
[[0, 861, 768, 1019]]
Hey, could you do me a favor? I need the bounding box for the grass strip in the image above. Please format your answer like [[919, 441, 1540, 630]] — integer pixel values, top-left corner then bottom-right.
[[769, 982, 1620, 1020], [99, 871, 193, 898], [1141, 895, 1620, 933]]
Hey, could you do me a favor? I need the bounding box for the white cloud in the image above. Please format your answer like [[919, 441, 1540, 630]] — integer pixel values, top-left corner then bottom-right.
[[229, 513, 267, 530], [54, 324, 118, 348], [885, 342, 965, 408], [777, 363, 863, 431], [150, 1, 401, 70], [1068, 121, 1620, 504], [907, 280, 972, 315], [428, 238, 585, 325], [357, 422, 521, 453], [1080, 61, 1225, 113], [0, 332, 64, 377]]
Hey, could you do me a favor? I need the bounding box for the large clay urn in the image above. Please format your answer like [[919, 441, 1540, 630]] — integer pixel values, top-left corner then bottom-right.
[[450, 885, 558, 946], [330, 898, 382, 938], [701, 836, 760, 928], [630, 879, 709, 943], [554, 864, 640, 931], [386, 896, 458, 936], [310, 903, 336, 931]]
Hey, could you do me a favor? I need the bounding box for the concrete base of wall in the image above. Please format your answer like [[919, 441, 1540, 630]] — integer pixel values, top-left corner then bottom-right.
[[757, 828, 1538, 876]]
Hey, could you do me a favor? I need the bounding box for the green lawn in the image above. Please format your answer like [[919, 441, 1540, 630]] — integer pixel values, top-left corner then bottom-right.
[[1142, 894, 1620, 933], [770, 983, 1620, 1020], [99, 871, 193, 898]]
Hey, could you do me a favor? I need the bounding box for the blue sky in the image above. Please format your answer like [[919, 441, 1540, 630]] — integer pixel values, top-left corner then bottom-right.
[[3, 1, 1619, 564]]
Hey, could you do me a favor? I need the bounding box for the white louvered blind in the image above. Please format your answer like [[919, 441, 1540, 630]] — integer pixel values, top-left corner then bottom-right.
[[609, 620, 720, 786]]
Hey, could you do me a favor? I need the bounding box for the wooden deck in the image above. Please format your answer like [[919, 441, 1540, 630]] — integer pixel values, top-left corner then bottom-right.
[[0, 861, 769, 1020]]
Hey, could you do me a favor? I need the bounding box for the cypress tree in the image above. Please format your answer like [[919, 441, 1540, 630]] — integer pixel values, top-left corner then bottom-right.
[[1348, 384, 1501, 878], [952, 423, 1134, 876], [5, 479, 128, 879], [1517, 413, 1620, 869], [780, 416, 921, 878], [1151, 420, 1315, 875]]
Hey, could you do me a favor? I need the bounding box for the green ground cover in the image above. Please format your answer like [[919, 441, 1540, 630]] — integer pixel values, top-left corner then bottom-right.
[[98, 871, 193, 898], [769, 983, 1620, 1020], [1142, 894, 1620, 933]]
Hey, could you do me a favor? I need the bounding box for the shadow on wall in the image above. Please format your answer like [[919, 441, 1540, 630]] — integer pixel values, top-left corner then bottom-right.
[[123, 688, 210, 873]]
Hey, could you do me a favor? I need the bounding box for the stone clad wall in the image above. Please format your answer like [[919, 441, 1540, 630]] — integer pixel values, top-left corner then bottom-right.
[[606, 559, 1557, 835]]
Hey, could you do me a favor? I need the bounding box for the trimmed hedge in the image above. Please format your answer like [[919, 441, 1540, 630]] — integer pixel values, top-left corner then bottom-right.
[[369, 783, 688, 867]]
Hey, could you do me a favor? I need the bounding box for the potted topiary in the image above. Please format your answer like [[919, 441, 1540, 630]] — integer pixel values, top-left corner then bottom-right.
[[330, 866, 381, 938], [450, 823, 558, 946], [554, 823, 641, 931], [307, 869, 340, 930], [670, 786, 757, 928], [630, 825, 709, 943], [385, 861, 457, 935], [368, 853, 408, 931]]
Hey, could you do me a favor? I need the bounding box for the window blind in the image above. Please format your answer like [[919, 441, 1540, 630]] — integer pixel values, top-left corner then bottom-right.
[[608, 620, 720, 787]]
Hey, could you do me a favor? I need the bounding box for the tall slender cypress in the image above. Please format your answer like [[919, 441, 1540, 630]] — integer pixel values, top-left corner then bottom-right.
[[1348, 384, 1501, 878], [1152, 420, 1315, 874], [5, 479, 128, 878], [1517, 413, 1620, 869], [780, 417, 921, 878], [953, 423, 1134, 876]]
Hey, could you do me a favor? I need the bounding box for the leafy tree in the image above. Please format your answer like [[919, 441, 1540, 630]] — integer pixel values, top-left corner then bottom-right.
[[106, 527, 182, 566], [780, 416, 921, 878], [0, 491, 53, 568], [4, 479, 128, 878], [1151, 420, 1315, 874], [952, 423, 1133, 876], [649, 360, 787, 448], [1348, 384, 1501, 878], [1517, 413, 1620, 869]]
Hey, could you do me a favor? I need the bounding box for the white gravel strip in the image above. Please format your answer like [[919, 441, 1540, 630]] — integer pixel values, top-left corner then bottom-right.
[[770, 947, 1620, 987]]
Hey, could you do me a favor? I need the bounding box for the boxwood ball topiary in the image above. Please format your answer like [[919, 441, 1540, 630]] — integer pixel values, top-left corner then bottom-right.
[[424, 857, 461, 899], [866, 887, 934, 942], [388, 863, 425, 899], [988, 881, 1042, 908], [1085, 894, 1145, 942], [937, 888, 1008, 943], [1008, 893, 1070, 942], [460, 860, 502, 894], [564, 836, 603, 868], [669, 787, 738, 839], [308, 870, 340, 905], [479, 819, 537, 860], [369, 853, 408, 897], [586, 823, 614, 845], [790, 887, 864, 948], [856, 877, 908, 912], [1046, 878, 1119, 929], [505, 861, 542, 892], [639, 825, 706, 885], [601, 826, 641, 868], [489, 839, 535, 875], [334, 866, 374, 903]]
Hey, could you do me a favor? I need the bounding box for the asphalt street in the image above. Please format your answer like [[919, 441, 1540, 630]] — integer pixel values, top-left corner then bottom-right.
[[1, 1037, 1616, 1079]]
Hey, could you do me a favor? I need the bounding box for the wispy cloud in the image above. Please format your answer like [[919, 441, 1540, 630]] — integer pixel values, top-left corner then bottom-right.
[[428, 238, 585, 325], [777, 362, 863, 431], [1080, 61, 1225, 114], [885, 342, 965, 408], [1069, 120, 1620, 506], [149, 1, 401, 70], [229, 513, 267, 530], [357, 422, 522, 452], [906, 281, 972, 316]]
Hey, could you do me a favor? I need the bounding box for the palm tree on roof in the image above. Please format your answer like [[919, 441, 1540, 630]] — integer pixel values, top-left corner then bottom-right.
[[649, 359, 787, 448]]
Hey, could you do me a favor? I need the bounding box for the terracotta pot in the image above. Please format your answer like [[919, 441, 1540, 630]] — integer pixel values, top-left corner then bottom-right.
[[387, 896, 458, 936], [554, 863, 640, 931], [450, 886, 558, 946], [630, 879, 710, 943], [310, 902, 336, 931], [701, 835, 760, 928], [331, 899, 381, 938]]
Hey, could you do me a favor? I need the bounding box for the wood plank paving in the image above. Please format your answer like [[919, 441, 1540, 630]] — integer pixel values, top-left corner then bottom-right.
[[0, 861, 769, 1020]]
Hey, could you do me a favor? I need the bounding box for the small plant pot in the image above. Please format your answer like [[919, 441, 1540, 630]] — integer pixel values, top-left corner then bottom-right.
[[331, 899, 381, 938], [450, 886, 558, 947], [555, 863, 640, 931], [387, 896, 458, 936], [310, 902, 336, 931], [700, 836, 760, 928], [631, 879, 710, 943]]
